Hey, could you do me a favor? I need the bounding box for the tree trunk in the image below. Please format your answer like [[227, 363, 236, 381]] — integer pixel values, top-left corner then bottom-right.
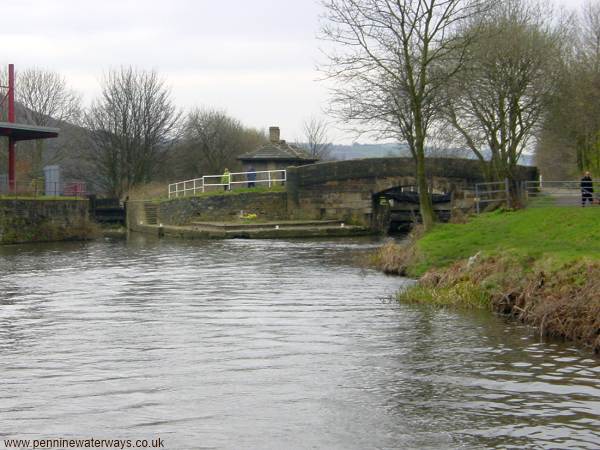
[[32, 140, 45, 179], [413, 105, 435, 230], [416, 147, 435, 231]]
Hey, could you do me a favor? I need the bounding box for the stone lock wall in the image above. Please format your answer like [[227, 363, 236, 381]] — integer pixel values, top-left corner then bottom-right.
[[0, 199, 91, 244], [126, 201, 148, 228], [128, 192, 289, 228]]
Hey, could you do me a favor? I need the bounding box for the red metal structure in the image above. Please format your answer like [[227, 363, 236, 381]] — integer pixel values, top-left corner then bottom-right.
[[0, 64, 59, 193]]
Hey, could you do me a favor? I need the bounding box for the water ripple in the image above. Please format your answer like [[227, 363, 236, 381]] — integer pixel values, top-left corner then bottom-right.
[[0, 236, 599, 449]]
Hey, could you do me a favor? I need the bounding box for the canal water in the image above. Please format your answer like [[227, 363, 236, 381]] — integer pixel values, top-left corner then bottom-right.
[[1, 236, 599, 449]]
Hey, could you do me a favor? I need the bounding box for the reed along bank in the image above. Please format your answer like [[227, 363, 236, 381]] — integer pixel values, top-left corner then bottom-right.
[[373, 207, 600, 352]]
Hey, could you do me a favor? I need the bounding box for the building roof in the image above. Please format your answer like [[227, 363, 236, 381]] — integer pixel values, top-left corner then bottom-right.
[[237, 140, 319, 163], [0, 121, 59, 141]]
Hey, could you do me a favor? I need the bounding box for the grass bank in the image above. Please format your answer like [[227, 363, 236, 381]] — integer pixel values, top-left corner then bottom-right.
[[128, 182, 286, 202], [163, 185, 286, 201], [373, 207, 600, 352], [0, 217, 99, 244]]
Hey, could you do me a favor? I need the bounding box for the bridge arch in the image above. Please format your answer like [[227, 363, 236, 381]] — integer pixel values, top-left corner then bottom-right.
[[286, 157, 537, 226]]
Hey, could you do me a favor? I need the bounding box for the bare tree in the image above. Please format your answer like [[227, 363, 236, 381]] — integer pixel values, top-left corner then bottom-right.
[[301, 116, 332, 160], [0, 66, 81, 177], [320, 0, 489, 230], [15, 68, 81, 126], [176, 108, 266, 177], [527, 0, 600, 179], [580, 0, 600, 71], [85, 67, 181, 197], [559, 0, 600, 176], [425, 123, 471, 158], [444, 0, 565, 197], [569, 1, 600, 175]]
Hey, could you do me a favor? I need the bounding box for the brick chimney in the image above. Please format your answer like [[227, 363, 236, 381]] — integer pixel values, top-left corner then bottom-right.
[[269, 126, 280, 144]]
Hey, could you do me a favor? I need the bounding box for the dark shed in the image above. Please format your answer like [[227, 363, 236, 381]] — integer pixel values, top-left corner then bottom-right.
[[237, 126, 319, 173]]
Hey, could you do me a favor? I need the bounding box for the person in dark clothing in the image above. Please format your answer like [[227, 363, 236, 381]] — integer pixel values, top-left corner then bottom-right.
[[247, 166, 256, 188], [581, 171, 594, 207]]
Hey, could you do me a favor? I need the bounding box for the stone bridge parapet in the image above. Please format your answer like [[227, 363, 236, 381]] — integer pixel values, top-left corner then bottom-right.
[[286, 157, 538, 225]]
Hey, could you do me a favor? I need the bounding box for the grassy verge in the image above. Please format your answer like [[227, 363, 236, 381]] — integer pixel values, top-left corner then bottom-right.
[[0, 217, 100, 244], [412, 207, 600, 276], [0, 196, 85, 201], [127, 181, 286, 202], [160, 185, 285, 202], [373, 207, 600, 352]]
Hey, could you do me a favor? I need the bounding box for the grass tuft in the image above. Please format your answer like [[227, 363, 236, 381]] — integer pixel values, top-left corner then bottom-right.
[[413, 207, 600, 276], [162, 185, 285, 202], [373, 206, 600, 352]]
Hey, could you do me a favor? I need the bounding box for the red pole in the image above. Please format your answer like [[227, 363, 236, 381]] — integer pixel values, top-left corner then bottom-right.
[[8, 64, 15, 122], [8, 139, 15, 193], [8, 64, 15, 193]]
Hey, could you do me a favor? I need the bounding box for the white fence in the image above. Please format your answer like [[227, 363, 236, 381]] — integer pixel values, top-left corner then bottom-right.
[[474, 179, 599, 211], [475, 179, 511, 213], [523, 180, 599, 207], [168, 169, 286, 199]]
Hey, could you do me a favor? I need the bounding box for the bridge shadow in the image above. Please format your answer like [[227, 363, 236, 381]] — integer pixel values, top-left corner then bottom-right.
[[373, 186, 452, 234]]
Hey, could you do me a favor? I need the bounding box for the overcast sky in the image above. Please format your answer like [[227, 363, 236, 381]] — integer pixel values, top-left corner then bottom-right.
[[2, 0, 590, 143]]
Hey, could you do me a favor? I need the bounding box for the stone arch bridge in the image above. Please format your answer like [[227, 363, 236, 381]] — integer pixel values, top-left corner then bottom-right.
[[286, 157, 538, 227]]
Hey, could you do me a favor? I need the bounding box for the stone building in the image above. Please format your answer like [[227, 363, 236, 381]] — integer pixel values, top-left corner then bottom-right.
[[237, 126, 319, 174]]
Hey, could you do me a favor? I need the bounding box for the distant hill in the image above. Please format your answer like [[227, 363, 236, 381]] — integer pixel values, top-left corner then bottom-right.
[[329, 143, 410, 160], [327, 142, 535, 166]]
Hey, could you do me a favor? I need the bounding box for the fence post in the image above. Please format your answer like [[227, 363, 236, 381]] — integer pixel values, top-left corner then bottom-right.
[[505, 178, 511, 209], [268, 171, 272, 188], [475, 184, 480, 214]]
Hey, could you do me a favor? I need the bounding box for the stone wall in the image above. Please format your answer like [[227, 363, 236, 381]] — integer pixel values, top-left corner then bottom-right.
[[126, 201, 150, 230], [129, 157, 539, 231], [288, 157, 537, 186], [0, 199, 92, 244], [286, 157, 539, 225], [128, 191, 289, 227]]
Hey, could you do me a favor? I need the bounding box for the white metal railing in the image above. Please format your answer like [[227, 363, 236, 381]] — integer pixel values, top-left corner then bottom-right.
[[475, 179, 511, 213], [168, 169, 287, 199], [523, 180, 599, 207], [473, 179, 599, 211]]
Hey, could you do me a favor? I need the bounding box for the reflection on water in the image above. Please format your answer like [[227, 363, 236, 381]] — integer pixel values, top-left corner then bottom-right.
[[1, 236, 599, 449]]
